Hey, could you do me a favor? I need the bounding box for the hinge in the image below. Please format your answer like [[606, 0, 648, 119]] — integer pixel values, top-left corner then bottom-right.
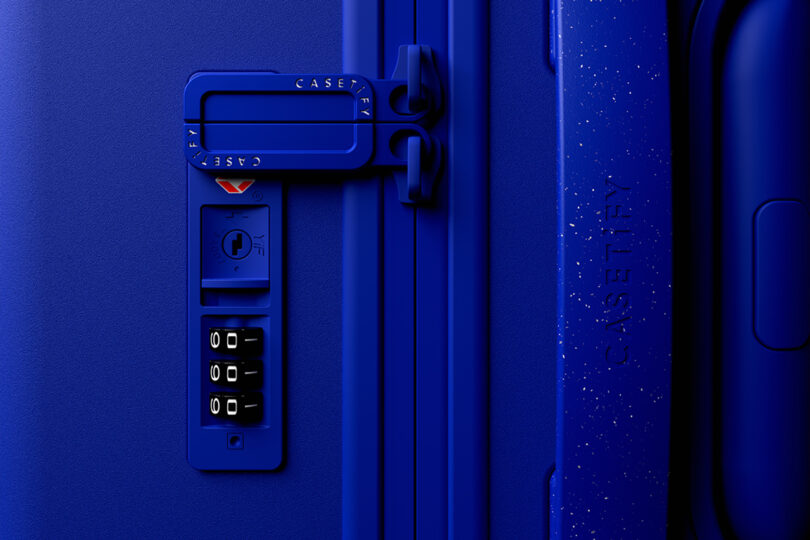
[[183, 45, 443, 204]]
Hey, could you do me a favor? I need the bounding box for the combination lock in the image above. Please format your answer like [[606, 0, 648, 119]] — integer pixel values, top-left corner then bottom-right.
[[209, 360, 263, 388], [209, 392, 263, 423], [209, 327, 263, 356]]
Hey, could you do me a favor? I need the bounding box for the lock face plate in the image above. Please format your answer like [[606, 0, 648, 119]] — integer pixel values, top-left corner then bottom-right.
[[188, 163, 283, 471]]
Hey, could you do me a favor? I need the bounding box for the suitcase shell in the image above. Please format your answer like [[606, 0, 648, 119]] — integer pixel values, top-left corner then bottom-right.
[[0, 0, 673, 537]]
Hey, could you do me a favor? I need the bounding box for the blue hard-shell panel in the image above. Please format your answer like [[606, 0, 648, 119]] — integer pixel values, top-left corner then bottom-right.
[[0, 0, 342, 536]]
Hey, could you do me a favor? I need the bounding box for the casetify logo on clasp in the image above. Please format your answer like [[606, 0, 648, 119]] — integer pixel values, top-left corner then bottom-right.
[[186, 129, 262, 169]]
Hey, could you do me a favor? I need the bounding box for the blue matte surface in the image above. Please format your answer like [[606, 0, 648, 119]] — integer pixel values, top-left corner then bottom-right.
[[0, 0, 343, 536], [381, 3, 417, 540], [416, 1, 451, 538], [341, 1, 384, 537], [489, 0, 558, 536], [447, 0, 488, 537]]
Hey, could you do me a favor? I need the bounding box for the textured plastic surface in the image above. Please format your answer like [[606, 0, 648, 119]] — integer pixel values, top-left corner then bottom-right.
[[0, 1, 343, 536], [552, 1, 673, 538], [489, 0, 558, 536]]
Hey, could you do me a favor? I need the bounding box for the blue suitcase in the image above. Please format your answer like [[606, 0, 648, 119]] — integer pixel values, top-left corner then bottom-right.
[[0, 0, 674, 537]]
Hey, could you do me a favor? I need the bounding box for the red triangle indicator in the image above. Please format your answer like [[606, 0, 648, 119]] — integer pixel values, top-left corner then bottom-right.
[[215, 178, 255, 194]]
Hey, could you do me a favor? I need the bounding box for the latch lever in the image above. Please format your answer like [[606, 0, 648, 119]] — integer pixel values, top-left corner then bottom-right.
[[183, 45, 444, 205]]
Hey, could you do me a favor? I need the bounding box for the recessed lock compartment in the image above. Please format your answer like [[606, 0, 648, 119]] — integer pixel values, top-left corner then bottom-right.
[[187, 163, 282, 471], [201, 205, 269, 290]]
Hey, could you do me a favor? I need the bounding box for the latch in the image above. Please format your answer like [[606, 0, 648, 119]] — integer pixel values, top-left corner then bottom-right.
[[183, 45, 443, 204]]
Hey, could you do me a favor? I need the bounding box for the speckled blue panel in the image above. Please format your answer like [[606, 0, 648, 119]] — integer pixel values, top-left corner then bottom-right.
[[551, 0, 673, 537]]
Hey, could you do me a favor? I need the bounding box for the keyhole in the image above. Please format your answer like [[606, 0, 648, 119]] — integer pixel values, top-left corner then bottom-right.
[[222, 229, 252, 260], [231, 233, 242, 256]]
